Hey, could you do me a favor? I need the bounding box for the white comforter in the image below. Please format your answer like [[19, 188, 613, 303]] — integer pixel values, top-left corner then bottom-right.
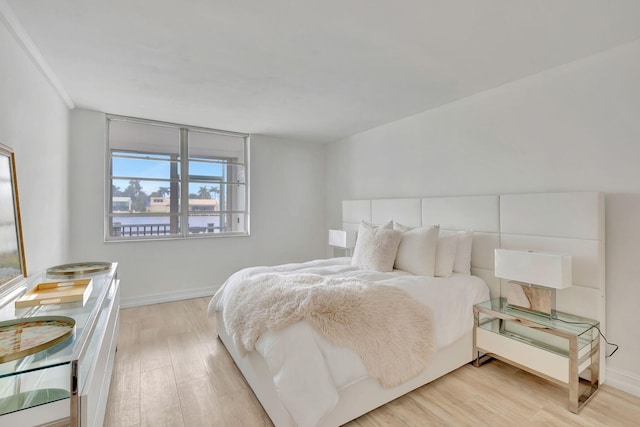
[[209, 258, 489, 427]]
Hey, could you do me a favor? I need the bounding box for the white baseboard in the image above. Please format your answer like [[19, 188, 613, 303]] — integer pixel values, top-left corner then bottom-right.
[[120, 288, 215, 308], [606, 367, 640, 397]]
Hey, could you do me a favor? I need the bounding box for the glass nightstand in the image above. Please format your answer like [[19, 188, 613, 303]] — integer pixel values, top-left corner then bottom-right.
[[473, 298, 600, 413]]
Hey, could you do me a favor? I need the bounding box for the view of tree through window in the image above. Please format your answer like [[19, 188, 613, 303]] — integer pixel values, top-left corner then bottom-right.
[[106, 116, 249, 240]]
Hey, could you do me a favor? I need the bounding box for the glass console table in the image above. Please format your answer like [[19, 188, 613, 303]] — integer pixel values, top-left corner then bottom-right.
[[473, 298, 599, 413], [0, 263, 120, 426]]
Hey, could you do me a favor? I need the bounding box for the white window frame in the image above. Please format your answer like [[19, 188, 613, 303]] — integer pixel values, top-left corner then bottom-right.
[[105, 115, 250, 241]]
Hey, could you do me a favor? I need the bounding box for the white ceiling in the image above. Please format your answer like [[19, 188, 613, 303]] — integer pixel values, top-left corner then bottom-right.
[[6, 0, 640, 143]]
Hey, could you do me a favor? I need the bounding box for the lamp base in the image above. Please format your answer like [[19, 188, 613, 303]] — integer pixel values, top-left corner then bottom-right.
[[506, 281, 555, 317]]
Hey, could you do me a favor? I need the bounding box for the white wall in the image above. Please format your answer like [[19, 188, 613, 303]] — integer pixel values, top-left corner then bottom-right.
[[326, 41, 640, 396], [0, 17, 70, 274], [69, 109, 326, 306]]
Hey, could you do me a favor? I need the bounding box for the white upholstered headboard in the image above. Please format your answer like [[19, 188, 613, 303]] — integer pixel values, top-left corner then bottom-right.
[[499, 193, 605, 322], [342, 192, 605, 325], [343, 195, 501, 297]]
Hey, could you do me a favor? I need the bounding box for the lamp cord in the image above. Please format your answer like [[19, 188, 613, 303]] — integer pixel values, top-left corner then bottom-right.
[[552, 317, 619, 358]]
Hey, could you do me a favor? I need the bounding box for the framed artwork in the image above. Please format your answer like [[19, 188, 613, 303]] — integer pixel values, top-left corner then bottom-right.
[[0, 143, 27, 297]]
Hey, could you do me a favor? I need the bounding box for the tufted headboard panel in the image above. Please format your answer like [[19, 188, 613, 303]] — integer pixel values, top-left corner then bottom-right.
[[343, 195, 501, 296], [342, 192, 604, 318]]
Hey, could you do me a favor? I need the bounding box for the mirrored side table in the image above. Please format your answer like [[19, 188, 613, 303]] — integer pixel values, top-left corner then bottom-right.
[[473, 298, 599, 413]]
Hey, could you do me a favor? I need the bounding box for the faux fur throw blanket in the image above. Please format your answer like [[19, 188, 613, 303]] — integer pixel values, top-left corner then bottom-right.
[[223, 273, 434, 388]]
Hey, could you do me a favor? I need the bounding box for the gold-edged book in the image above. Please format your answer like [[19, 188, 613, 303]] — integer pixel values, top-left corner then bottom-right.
[[15, 279, 93, 308]]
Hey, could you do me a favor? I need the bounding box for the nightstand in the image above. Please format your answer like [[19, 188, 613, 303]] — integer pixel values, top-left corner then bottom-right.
[[473, 298, 599, 413]]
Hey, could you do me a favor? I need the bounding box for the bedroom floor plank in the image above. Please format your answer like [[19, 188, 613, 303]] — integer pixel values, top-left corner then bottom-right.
[[140, 365, 185, 427], [103, 346, 141, 427], [348, 404, 411, 426], [168, 332, 210, 383], [106, 297, 640, 427], [138, 339, 172, 373], [184, 296, 218, 342], [218, 388, 273, 427], [198, 339, 250, 397], [176, 376, 227, 427], [385, 394, 447, 426]]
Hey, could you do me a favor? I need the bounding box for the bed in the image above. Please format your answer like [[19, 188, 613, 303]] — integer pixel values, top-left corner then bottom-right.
[[208, 192, 605, 427]]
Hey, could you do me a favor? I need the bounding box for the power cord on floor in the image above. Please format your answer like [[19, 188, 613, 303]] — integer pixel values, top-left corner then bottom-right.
[[552, 317, 619, 358]]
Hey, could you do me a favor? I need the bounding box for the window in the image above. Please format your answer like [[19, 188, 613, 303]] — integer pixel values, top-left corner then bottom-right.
[[106, 115, 249, 241]]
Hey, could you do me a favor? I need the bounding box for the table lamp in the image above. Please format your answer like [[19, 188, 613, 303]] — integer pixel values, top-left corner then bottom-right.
[[495, 249, 572, 316]]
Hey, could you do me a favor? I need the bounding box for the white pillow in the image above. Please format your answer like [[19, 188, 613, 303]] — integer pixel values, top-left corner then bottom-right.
[[453, 230, 474, 275], [435, 234, 458, 277], [351, 221, 401, 272], [393, 222, 439, 276]]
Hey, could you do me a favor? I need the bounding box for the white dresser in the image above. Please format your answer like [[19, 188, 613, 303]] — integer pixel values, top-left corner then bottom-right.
[[0, 263, 120, 426]]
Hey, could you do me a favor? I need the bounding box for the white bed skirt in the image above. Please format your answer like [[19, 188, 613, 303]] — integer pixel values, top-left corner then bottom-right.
[[216, 310, 474, 427]]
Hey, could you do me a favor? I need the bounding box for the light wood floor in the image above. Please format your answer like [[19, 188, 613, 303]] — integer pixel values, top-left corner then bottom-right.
[[104, 297, 640, 427]]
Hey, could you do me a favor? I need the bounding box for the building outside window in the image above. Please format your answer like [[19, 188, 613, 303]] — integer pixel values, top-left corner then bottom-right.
[[106, 115, 249, 240]]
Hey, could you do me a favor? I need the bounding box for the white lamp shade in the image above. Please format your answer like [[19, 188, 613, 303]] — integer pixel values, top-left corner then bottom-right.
[[495, 249, 572, 289], [328, 229, 356, 248]]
